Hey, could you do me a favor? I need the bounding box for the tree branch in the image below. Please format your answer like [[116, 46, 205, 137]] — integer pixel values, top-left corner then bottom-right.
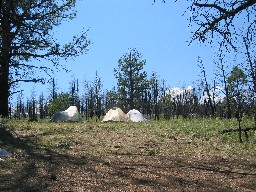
[[10, 78, 45, 86], [194, 2, 229, 14], [194, 0, 256, 36]]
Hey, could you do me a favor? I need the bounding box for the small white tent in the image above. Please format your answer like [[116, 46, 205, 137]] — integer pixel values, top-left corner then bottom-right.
[[127, 109, 146, 122], [51, 106, 84, 122], [102, 107, 129, 122]]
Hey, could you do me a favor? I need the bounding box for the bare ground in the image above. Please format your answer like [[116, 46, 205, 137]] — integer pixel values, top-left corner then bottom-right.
[[0, 121, 256, 192]]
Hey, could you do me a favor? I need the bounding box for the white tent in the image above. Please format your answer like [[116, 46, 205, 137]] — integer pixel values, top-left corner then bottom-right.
[[102, 107, 129, 122], [51, 106, 84, 122], [127, 109, 146, 122]]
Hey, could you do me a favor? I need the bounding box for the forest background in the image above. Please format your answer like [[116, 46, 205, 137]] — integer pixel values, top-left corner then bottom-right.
[[1, 0, 255, 139]]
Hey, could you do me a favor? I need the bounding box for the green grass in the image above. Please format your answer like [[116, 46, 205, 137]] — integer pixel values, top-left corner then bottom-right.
[[1, 118, 256, 191], [3, 117, 256, 156]]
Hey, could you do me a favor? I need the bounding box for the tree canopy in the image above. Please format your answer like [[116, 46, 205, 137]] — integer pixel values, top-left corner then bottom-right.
[[0, 0, 90, 116], [114, 48, 148, 111]]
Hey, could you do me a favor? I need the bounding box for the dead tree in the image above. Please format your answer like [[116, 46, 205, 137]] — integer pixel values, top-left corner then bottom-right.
[[198, 59, 216, 117]]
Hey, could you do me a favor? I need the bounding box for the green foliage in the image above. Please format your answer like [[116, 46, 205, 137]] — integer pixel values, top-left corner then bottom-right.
[[7, 0, 90, 87], [56, 140, 72, 149], [148, 148, 159, 156], [114, 48, 148, 111], [105, 89, 118, 109], [47, 93, 70, 115], [0, 0, 91, 117], [227, 66, 248, 95]]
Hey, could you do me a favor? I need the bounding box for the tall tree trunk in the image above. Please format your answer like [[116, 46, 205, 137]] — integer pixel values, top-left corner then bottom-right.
[[0, 71, 9, 117], [237, 97, 242, 141], [0, 0, 11, 117]]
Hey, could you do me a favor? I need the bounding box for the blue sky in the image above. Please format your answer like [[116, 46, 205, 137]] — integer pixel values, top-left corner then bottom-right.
[[18, 0, 217, 100]]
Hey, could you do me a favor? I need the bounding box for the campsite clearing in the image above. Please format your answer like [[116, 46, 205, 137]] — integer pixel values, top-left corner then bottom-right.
[[0, 119, 256, 191]]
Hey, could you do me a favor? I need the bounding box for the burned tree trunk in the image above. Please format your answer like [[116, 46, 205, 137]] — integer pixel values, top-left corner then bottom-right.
[[0, 0, 12, 117]]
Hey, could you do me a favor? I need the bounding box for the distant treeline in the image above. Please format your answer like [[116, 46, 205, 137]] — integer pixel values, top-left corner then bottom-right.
[[9, 48, 256, 126], [10, 75, 255, 122]]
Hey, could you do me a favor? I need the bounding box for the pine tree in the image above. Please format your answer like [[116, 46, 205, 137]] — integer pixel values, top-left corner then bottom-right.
[[114, 48, 148, 112], [0, 0, 90, 117]]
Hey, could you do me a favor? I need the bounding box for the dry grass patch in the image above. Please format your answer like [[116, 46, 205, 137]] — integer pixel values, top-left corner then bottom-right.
[[0, 119, 255, 191]]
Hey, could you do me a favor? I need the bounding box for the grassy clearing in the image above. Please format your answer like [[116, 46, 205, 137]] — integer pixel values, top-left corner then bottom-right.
[[1, 118, 256, 191], [2, 118, 256, 159]]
